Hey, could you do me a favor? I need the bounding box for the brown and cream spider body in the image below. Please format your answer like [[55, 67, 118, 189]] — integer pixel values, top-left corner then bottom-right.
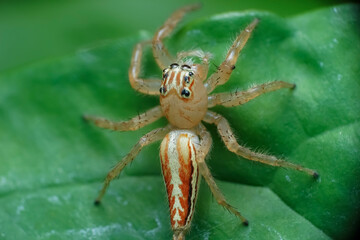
[[84, 4, 318, 240]]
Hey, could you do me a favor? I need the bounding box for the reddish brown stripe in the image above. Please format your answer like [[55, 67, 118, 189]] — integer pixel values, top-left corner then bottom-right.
[[176, 71, 181, 87], [189, 77, 195, 90], [178, 109, 193, 123], [185, 139, 195, 224], [169, 71, 176, 85], [160, 135, 175, 225]]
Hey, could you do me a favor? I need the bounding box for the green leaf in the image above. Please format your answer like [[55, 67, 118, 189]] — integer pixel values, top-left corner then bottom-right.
[[0, 4, 359, 240]]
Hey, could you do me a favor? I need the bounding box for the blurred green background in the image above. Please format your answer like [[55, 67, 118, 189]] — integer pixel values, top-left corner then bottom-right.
[[0, 0, 356, 73]]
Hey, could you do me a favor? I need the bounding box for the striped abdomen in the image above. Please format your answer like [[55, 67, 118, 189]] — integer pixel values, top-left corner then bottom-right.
[[160, 130, 200, 231]]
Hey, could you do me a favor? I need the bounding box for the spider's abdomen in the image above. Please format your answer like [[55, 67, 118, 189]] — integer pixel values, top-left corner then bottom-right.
[[160, 63, 208, 129], [160, 130, 200, 231]]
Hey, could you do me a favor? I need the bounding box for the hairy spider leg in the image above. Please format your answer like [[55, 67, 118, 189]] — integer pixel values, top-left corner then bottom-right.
[[207, 81, 295, 108], [205, 18, 259, 93], [83, 105, 163, 131], [203, 111, 319, 178], [195, 123, 249, 224], [94, 125, 172, 205], [129, 41, 163, 95], [152, 4, 201, 69]]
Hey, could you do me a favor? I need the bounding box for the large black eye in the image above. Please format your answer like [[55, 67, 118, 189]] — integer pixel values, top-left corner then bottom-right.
[[181, 89, 190, 98], [188, 72, 194, 76], [159, 87, 166, 95]]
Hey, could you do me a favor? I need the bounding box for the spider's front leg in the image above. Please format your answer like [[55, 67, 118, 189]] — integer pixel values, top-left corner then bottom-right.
[[94, 125, 172, 205], [203, 111, 319, 178], [129, 41, 163, 95], [205, 18, 259, 93], [195, 123, 249, 225], [152, 4, 201, 69], [83, 105, 163, 131], [208, 81, 295, 108]]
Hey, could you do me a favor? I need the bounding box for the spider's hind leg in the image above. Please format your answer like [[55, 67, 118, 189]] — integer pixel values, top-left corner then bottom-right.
[[195, 124, 249, 225]]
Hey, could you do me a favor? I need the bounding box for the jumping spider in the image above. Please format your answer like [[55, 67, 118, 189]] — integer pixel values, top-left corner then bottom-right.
[[83, 4, 318, 240]]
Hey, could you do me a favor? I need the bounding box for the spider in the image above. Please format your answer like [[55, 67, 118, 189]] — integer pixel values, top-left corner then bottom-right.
[[83, 4, 318, 240]]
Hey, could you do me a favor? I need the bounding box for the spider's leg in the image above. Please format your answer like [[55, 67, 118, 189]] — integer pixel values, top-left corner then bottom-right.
[[129, 41, 162, 95], [152, 4, 201, 69], [204, 19, 259, 93], [203, 111, 319, 178], [94, 125, 172, 205], [208, 81, 295, 108], [83, 105, 163, 131], [195, 123, 249, 225]]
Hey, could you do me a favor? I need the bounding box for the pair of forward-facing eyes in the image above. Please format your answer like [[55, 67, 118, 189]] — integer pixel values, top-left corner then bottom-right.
[[160, 63, 194, 98]]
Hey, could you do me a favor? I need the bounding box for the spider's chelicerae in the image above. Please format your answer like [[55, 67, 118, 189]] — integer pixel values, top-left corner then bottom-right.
[[84, 4, 318, 240]]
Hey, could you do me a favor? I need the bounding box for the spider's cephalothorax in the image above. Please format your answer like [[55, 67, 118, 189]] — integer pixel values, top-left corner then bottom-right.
[[160, 63, 207, 129], [84, 4, 318, 240]]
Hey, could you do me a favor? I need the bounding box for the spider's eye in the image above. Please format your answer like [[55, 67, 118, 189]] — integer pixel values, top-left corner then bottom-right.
[[181, 64, 191, 70], [159, 87, 166, 95], [181, 89, 191, 98], [170, 63, 179, 69], [163, 72, 168, 80], [188, 72, 194, 76], [184, 76, 190, 84]]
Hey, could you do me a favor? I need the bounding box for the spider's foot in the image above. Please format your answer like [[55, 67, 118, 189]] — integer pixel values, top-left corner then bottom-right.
[[313, 171, 320, 179], [94, 199, 101, 206], [237, 213, 249, 226]]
